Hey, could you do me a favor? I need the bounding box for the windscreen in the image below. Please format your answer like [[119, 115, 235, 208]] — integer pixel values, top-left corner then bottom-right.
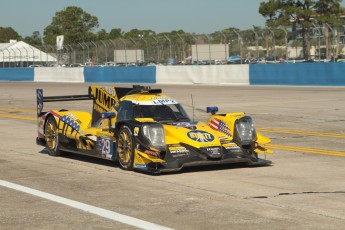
[[133, 104, 190, 122]]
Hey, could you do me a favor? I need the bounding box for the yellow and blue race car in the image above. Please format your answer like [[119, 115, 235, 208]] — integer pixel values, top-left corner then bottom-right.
[[36, 85, 272, 173]]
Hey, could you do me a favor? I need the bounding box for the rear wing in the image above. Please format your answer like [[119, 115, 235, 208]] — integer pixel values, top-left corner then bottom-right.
[[36, 85, 161, 125], [36, 88, 93, 117]]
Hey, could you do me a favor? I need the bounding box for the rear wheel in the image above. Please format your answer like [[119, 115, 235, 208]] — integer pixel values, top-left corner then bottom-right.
[[45, 116, 61, 156], [116, 126, 134, 170]]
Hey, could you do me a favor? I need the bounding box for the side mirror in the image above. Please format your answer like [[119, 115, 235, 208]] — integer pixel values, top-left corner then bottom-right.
[[206, 106, 218, 115], [101, 112, 116, 119], [101, 112, 116, 130]]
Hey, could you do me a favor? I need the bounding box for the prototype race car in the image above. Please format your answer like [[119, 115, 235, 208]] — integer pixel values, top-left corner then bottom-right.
[[36, 85, 272, 173]]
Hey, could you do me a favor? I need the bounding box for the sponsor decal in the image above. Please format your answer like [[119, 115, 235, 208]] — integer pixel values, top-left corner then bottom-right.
[[152, 99, 177, 105], [173, 122, 197, 130], [205, 147, 222, 156], [225, 145, 241, 151], [101, 86, 117, 97], [169, 146, 190, 158], [134, 164, 147, 169], [144, 149, 159, 156], [93, 87, 117, 110], [210, 118, 232, 137], [134, 127, 139, 136], [36, 89, 43, 116], [97, 136, 113, 159], [187, 130, 214, 143], [60, 115, 80, 131]]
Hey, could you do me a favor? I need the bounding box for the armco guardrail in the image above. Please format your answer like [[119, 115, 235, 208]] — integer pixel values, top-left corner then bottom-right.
[[0, 64, 345, 86]]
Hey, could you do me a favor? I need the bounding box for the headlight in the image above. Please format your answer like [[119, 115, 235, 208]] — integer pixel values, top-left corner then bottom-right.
[[142, 124, 166, 150], [235, 116, 257, 143]]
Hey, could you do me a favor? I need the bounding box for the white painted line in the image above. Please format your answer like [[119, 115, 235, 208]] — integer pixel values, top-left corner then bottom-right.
[[0, 179, 174, 230]]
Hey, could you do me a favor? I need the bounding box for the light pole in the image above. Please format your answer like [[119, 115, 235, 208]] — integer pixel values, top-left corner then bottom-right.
[[138, 34, 148, 62], [83, 42, 90, 61], [151, 35, 160, 63], [78, 43, 85, 64], [220, 31, 228, 61], [233, 30, 243, 64], [91, 41, 98, 63], [119, 38, 127, 66], [204, 34, 212, 64], [68, 45, 74, 64], [100, 40, 107, 63], [108, 40, 116, 64], [129, 38, 138, 65], [163, 35, 172, 61], [191, 34, 199, 63], [252, 26, 259, 58], [177, 33, 185, 63], [325, 23, 335, 61], [312, 23, 321, 61], [278, 27, 289, 61], [268, 28, 276, 63]]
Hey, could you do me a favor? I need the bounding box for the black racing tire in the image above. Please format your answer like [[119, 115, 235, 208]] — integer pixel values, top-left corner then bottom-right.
[[116, 126, 134, 170], [45, 116, 62, 156]]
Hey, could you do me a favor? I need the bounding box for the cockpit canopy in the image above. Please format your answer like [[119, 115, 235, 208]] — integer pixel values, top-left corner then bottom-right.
[[116, 101, 190, 123]]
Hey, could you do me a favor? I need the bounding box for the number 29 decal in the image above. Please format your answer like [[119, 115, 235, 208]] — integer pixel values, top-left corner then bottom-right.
[[97, 137, 113, 159]]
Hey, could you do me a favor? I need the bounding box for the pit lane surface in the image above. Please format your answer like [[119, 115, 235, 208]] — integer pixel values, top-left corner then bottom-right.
[[0, 82, 344, 230]]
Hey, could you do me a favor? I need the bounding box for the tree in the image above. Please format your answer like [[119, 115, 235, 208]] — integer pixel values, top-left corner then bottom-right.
[[97, 29, 109, 40], [259, 0, 343, 60], [314, 0, 343, 57], [0, 27, 21, 42], [109, 28, 124, 39], [43, 6, 99, 45], [23, 31, 42, 46]]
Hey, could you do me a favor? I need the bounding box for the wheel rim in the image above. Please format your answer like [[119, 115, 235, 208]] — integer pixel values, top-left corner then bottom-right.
[[46, 119, 57, 150], [117, 130, 132, 165]]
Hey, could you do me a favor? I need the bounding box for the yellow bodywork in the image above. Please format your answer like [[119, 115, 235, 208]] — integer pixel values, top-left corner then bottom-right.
[[42, 86, 272, 170], [207, 112, 272, 154]]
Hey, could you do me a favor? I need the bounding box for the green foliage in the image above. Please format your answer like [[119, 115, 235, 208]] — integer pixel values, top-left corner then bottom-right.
[[43, 6, 99, 45], [123, 29, 155, 39], [259, 0, 344, 59], [23, 31, 42, 46], [0, 27, 22, 42], [109, 28, 124, 39]]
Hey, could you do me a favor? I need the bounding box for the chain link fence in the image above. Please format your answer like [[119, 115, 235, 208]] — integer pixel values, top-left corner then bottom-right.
[[1, 28, 345, 67]]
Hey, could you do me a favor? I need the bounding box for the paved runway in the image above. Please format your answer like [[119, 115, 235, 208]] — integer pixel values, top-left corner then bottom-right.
[[0, 82, 344, 229]]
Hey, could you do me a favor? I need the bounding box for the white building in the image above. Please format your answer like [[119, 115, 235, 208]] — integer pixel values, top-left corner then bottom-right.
[[0, 40, 56, 67]]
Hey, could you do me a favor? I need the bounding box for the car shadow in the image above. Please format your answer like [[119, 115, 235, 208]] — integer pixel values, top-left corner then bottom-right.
[[38, 148, 270, 176]]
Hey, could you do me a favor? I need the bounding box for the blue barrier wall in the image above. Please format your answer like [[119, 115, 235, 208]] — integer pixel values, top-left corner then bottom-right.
[[250, 63, 345, 86], [84, 66, 156, 83], [0, 68, 34, 81], [0, 64, 344, 86]]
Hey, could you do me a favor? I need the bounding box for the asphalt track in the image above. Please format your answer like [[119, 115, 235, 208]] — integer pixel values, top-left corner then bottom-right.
[[0, 82, 344, 229]]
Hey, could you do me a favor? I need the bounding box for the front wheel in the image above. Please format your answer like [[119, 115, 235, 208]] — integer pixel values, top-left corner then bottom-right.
[[116, 126, 134, 170], [45, 116, 61, 156]]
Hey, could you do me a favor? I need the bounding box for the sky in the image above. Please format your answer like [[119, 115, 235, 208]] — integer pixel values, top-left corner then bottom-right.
[[1, 0, 345, 37]]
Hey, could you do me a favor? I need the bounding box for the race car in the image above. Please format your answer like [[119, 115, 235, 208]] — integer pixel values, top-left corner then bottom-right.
[[36, 85, 272, 173]]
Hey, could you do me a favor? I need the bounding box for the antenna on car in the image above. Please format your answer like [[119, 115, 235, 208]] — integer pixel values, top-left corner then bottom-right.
[[191, 94, 195, 122]]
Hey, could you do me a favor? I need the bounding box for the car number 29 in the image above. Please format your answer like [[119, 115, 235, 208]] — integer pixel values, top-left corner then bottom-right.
[[97, 137, 113, 159]]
